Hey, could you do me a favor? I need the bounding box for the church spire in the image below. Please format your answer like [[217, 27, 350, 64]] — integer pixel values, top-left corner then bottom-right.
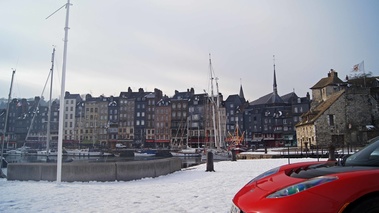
[[239, 78, 245, 99], [273, 55, 278, 95]]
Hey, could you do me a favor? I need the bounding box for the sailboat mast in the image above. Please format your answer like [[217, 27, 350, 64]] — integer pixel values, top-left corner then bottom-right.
[[209, 54, 218, 149], [57, 0, 71, 183], [215, 77, 223, 149], [46, 48, 55, 157], [0, 69, 15, 173]]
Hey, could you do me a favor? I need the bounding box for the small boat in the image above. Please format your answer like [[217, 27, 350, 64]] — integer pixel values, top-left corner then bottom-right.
[[6, 146, 31, 155], [65, 148, 102, 156], [36, 149, 58, 156], [102, 152, 115, 157], [134, 149, 156, 157], [171, 151, 201, 157], [170, 147, 201, 157]]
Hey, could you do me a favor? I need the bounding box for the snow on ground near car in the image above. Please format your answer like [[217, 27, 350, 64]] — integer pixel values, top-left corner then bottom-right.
[[0, 158, 326, 213]]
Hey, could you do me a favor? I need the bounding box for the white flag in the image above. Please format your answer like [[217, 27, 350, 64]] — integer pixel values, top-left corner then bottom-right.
[[352, 61, 364, 72]]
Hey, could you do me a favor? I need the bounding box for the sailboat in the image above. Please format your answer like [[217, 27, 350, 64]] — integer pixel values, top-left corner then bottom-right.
[[1, 70, 16, 176], [170, 117, 201, 157], [201, 54, 231, 161], [170, 148, 201, 157], [36, 48, 56, 157]]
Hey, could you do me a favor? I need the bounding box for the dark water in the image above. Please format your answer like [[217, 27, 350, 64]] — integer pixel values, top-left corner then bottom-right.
[[5, 154, 203, 168]]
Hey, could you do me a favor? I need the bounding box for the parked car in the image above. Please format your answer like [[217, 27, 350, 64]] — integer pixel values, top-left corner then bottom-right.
[[231, 136, 379, 213]]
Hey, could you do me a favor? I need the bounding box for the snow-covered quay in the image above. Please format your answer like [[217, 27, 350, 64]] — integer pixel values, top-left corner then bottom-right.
[[0, 158, 321, 213]]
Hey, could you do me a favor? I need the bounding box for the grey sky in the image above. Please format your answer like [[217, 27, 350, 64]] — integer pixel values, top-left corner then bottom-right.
[[1, 0, 378, 102]]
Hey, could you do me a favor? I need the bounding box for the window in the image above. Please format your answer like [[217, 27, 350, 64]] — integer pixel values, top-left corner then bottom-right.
[[328, 114, 335, 126]]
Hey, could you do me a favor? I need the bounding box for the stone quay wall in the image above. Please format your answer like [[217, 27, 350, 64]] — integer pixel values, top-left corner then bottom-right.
[[7, 158, 182, 182]]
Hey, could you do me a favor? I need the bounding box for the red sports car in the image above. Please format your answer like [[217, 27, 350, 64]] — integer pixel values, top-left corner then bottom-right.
[[231, 137, 379, 213]]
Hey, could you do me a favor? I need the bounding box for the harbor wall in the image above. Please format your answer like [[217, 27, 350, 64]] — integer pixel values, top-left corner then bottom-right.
[[7, 158, 182, 182]]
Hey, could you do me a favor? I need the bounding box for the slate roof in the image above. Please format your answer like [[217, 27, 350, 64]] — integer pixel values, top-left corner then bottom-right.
[[310, 70, 344, 89], [172, 88, 194, 100], [295, 89, 345, 127], [249, 92, 284, 105], [281, 92, 298, 103], [225, 94, 245, 105]]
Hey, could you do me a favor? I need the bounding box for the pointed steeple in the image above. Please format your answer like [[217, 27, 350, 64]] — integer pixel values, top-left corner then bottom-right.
[[273, 55, 278, 95], [239, 78, 245, 99]]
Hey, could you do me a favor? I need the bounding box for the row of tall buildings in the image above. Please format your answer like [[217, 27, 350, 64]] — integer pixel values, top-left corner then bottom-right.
[[1, 69, 378, 151]]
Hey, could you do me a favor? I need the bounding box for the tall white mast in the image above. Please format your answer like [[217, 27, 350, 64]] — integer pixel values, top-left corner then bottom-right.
[[55, 0, 72, 183]]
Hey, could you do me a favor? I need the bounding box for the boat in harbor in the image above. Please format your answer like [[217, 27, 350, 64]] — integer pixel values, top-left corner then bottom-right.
[[6, 146, 31, 155], [36, 149, 58, 156], [134, 149, 156, 157], [170, 146, 201, 157], [225, 122, 247, 154], [64, 148, 102, 157]]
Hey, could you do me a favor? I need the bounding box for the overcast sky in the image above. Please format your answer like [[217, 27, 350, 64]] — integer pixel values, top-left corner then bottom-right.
[[1, 0, 378, 102]]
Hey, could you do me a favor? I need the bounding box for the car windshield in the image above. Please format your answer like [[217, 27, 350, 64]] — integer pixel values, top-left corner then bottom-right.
[[345, 136, 379, 167]]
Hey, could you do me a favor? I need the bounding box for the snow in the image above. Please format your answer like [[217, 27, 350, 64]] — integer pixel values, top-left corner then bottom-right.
[[0, 158, 323, 213]]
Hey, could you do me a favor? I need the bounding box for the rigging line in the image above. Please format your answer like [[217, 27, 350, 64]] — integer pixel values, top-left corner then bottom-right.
[[25, 69, 52, 142], [51, 45, 61, 97], [46, 3, 67, 20]]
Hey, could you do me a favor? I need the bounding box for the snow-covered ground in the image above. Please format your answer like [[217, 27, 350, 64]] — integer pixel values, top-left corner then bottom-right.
[[0, 158, 324, 213]]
